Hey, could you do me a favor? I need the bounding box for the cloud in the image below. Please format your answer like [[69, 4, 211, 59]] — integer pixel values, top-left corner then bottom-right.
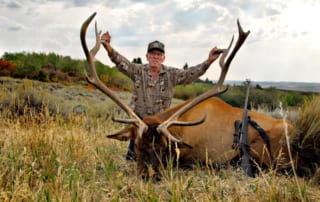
[[0, 16, 24, 31], [6, 0, 23, 9], [0, 0, 319, 82]]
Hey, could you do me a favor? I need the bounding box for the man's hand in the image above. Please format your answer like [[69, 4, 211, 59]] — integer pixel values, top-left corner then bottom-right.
[[207, 47, 223, 65], [101, 31, 113, 54], [101, 31, 111, 44]]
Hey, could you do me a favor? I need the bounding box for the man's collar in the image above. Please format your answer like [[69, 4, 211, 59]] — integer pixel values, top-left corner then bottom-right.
[[145, 64, 166, 75], [158, 65, 166, 74]]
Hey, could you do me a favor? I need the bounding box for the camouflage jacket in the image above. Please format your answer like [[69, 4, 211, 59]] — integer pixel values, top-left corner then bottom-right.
[[109, 49, 210, 118]]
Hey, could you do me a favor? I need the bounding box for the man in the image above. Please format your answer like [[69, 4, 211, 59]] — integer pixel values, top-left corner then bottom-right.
[[101, 32, 222, 160]]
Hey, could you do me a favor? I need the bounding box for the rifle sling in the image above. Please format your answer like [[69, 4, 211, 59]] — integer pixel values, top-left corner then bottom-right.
[[248, 117, 272, 158], [233, 116, 272, 160]]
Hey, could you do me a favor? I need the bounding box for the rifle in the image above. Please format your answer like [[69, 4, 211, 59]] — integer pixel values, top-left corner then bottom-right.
[[239, 83, 254, 177]]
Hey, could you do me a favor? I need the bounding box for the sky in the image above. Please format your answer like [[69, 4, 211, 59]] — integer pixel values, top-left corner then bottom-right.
[[1, 0, 320, 83]]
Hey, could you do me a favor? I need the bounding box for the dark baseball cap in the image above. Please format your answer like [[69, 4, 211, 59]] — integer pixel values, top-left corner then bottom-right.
[[147, 40, 165, 53]]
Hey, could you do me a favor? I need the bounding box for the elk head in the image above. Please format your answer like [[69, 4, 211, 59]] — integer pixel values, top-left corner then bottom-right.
[[81, 12, 250, 181]]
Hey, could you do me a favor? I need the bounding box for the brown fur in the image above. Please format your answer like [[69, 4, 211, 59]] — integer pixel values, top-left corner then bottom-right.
[[108, 97, 292, 180]]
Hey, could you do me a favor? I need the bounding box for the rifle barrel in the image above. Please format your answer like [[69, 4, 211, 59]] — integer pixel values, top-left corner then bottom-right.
[[240, 82, 254, 177]]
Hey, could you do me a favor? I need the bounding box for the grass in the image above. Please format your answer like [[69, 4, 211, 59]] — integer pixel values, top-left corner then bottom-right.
[[0, 77, 319, 201], [1, 114, 319, 201]]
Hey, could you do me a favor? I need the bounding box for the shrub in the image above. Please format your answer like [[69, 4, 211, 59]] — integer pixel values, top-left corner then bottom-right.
[[290, 96, 320, 182], [282, 91, 305, 107], [174, 83, 212, 100], [0, 58, 16, 76], [0, 80, 57, 120]]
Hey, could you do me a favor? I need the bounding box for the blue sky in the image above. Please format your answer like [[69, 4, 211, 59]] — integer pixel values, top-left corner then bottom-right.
[[1, 0, 319, 82]]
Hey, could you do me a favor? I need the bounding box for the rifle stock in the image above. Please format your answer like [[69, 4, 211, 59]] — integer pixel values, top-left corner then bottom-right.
[[240, 151, 253, 177]]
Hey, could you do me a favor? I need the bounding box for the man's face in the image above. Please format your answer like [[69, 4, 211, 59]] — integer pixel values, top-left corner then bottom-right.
[[146, 50, 165, 69]]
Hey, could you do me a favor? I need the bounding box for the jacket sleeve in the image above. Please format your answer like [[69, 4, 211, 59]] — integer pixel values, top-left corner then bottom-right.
[[108, 49, 140, 80], [170, 61, 210, 85]]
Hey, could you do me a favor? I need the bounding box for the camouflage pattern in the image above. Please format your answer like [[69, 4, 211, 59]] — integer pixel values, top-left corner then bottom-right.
[[109, 49, 210, 118]]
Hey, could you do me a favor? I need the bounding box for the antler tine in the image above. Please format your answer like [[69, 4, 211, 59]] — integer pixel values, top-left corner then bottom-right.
[[80, 12, 97, 79], [157, 19, 250, 143], [217, 35, 234, 89], [80, 12, 148, 137], [217, 19, 250, 88]]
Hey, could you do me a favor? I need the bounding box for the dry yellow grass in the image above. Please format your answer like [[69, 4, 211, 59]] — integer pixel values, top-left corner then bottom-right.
[[1, 110, 319, 201], [0, 77, 319, 201]]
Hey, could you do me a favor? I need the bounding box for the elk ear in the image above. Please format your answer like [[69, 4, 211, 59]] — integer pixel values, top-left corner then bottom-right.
[[106, 127, 134, 141]]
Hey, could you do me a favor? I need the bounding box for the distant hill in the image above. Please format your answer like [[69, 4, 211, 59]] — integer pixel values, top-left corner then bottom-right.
[[224, 80, 320, 93]]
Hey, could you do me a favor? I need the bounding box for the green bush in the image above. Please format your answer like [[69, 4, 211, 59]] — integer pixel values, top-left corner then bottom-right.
[[282, 91, 305, 107], [174, 83, 212, 100]]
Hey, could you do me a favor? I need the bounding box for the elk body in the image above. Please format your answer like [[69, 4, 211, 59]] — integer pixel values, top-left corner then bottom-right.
[[113, 97, 292, 180], [80, 12, 293, 180]]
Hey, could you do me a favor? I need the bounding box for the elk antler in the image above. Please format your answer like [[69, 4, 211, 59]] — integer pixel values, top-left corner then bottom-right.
[[80, 12, 148, 137], [157, 19, 250, 143]]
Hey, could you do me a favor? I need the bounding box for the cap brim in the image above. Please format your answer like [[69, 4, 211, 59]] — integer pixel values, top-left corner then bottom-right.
[[148, 48, 165, 53]]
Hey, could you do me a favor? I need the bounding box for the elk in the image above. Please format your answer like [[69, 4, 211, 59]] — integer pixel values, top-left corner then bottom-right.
[[80, 12, 293, 180]]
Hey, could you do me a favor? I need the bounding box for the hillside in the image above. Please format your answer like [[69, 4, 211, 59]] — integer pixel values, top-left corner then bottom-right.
[[0, 76, 182, 119]]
